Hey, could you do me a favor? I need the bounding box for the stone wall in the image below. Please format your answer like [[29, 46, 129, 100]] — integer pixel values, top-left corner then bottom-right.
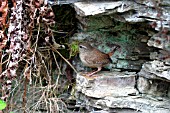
[[70, 0, 170, 113]]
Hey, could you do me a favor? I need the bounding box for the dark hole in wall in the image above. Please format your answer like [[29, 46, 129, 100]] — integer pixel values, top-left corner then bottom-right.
[[153, 79, 170, 97], [0, 12, 2, 17], [52, 4, 78, 43], [51, 4, 78, 58]]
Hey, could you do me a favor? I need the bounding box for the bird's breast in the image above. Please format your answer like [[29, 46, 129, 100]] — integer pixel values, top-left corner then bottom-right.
[[79, 53, 90, 67]]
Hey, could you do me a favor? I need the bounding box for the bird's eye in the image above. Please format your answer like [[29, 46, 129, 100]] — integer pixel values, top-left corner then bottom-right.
[[79, 45, 86, 49], [79, 45, 87, 49], [79, 45, 83, 48]]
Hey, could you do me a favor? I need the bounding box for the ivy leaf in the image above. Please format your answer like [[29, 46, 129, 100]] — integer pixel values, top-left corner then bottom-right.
[[69, 41, 79, 58], [0, 99, 7, 110]]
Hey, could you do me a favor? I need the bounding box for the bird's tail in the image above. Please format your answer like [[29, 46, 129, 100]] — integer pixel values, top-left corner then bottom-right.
[[108, 44, 121, 57]]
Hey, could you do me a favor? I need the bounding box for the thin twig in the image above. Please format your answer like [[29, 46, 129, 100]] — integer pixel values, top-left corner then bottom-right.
[[52, 51, 62, 75], [50, 46, 78, 74], [22, 76, 28, 113]]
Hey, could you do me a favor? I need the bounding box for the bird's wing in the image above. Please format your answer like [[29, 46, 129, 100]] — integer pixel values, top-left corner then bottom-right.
[[85, 49, 111, 65]]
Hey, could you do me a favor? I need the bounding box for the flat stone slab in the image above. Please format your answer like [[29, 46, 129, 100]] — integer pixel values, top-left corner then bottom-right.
[[73, 2, 122, 16], [94, 96, 170, 113], [76, 71, 137, 98]]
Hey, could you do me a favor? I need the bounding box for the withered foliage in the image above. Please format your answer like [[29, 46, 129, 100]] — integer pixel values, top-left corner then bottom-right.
[[0, 0, 77, 112], [0, 0, 8, 70], [0, 0, 58, 101]]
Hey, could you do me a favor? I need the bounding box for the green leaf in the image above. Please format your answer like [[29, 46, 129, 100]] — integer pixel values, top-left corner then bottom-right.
[[0, 99, 7, 110], [69, 41, 79, 58]]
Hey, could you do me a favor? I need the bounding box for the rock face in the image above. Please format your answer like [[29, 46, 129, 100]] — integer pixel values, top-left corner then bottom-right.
[[70, 0, 170, 112], [76, 72, 170, 113], [73, 1, 170, 31]]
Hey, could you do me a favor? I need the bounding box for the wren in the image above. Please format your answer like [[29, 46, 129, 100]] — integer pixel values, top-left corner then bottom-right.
[[79, 42, 120, 76]]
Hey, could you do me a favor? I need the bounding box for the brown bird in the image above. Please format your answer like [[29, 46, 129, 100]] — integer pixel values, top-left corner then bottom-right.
[[79, 42, 120, 76]]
